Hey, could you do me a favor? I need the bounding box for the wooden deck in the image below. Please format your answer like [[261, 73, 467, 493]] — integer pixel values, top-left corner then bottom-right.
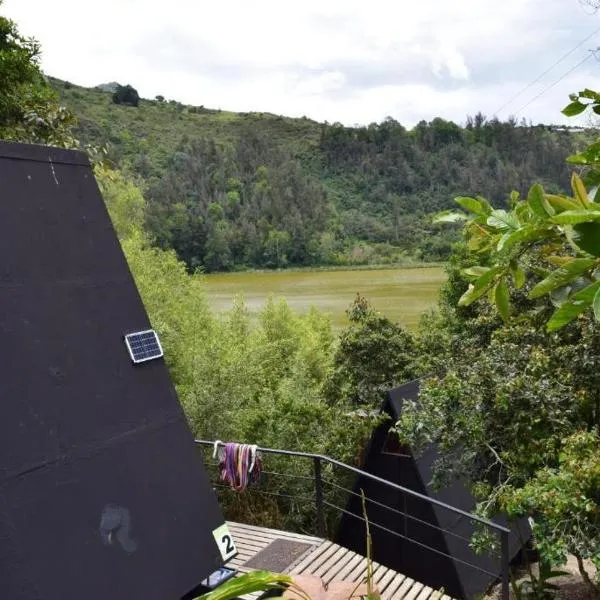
[[226, 521, 452, 600]]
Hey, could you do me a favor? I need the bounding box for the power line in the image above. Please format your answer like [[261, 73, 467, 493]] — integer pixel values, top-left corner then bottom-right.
[[512, 51, 595, 117], [495, 25, 600, 115]]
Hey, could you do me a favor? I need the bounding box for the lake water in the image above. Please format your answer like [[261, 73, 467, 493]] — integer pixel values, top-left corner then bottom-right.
[[204, 266, 446, 330]]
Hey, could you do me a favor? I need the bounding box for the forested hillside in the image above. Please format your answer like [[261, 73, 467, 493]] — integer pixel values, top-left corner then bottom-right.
[[52, 78, 591, 271]]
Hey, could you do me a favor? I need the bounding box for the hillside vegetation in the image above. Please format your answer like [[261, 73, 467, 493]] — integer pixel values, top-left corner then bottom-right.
[[4, 6, 600, 593], [52, 78, 592, 271]]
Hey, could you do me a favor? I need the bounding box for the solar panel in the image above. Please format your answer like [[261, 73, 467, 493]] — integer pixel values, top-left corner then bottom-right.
[[124, 329, 164, 364]]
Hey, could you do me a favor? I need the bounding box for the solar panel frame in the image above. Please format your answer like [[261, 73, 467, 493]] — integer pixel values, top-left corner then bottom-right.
[[124, 329, 164, 364]]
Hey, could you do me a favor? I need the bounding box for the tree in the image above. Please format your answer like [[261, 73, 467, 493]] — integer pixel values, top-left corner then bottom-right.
[[97, 169, 145, 240], [0, 2, 75, 145], [112, 84, 140, 107], [435, 90, 600, 333], [324, 294, 415, 407], [397, 90, 600, 594]]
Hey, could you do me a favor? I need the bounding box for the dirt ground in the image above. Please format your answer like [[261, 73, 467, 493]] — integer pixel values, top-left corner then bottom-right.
[[553, 556, 597, 600], [487, 556, 597, 600]]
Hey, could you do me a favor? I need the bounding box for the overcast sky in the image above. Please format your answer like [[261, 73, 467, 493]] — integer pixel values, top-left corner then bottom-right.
[[4, 0, 600, 127]]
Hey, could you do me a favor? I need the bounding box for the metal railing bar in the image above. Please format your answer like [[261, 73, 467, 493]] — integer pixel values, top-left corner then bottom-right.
[[324, 501, 500, 579], [258, 470, 315, 481], [212, 484, 313, 503], [323, 479, 475, 545], [198, 453, 315, 481], [196, 439, 509, 534]]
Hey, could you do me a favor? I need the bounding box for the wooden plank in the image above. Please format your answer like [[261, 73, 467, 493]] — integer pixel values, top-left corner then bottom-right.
[[370, 563, 388, 580], [228, 528, 284, 545], [404, 581, 426, 600], [416, 585, 435, 600], [233, 538, 266, 549], [289, 541, 333, 574], [233, 541, 268, 554], [228, 525, 280, 541], [390, 576, 418, 600], [375, 567, 401, 595], [313, 546, 356, 580], [327, 551, 365, 583], [297, 542, 343, 575], [385, 574, 415, 600]]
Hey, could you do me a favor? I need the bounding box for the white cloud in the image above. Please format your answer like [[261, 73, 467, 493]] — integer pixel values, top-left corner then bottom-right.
[[3, 0, 600, 126], [430, 43, 470, 81]]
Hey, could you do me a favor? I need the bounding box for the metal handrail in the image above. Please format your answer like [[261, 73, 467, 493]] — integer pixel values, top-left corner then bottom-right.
[[195, 438, 510, 600]]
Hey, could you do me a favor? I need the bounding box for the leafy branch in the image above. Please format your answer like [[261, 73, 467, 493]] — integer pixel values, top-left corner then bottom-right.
[[437, 173, 600, 331]]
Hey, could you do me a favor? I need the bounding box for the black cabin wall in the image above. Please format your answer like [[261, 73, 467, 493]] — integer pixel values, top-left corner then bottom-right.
[[0, 142, 227, 600], [334, 380, 528, 599], [336, 421, 465, 598]]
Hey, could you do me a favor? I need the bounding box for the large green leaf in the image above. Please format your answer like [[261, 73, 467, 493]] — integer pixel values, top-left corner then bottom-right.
[[576, 88, 600, 102], [572, 172, 591, 207], [529, 258, 596, 299], [572, 222, 600, 257], [562, 100, 587, 117], [494, 278, 510, 321], [197, 571, 292, 600], [458, 266, 503, 306], [487, 210, 519, 231], [496, 224, 548, 253], [455, 196, 491, 216], [463, 266, 491, 278], [433, 211, 468, 223], [567, 141, 600, 166], [545, 194, 581, 213], [510, 262, 526, 289], [527, 184, 552, 217], [593, 286, 600, 322], [547, 280, 600, 332], [583, 168, 600, 190], [550, 210, 600, 225], [566, 153, 589, 165]]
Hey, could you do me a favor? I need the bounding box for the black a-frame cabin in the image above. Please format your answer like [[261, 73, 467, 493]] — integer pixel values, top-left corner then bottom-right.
[[0, 142, 232, 600], [335, 380, 529, 599]]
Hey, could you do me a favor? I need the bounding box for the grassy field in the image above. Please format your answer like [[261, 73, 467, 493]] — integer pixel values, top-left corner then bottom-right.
[[204, 266, 446, 330]]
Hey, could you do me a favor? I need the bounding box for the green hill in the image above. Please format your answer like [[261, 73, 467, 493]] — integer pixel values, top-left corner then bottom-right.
[[51, 78, 592, 271], [52, 78, 321, 179]]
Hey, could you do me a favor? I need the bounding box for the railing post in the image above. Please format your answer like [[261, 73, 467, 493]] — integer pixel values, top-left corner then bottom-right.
[[501, 529, 510, 600], [313, 457, 326, 537]]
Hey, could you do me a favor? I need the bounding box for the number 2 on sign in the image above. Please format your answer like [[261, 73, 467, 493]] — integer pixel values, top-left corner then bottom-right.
[[212, 524, 237, 560]]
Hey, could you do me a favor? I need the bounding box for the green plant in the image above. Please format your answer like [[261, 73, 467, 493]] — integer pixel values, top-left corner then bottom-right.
[[323, 294, 415, 407], [0, 0, 76, 146], [360, 489, 380, 600], [396, 89, 600, 599], [435, 91, 600, 333], [194, 570, 294, 600], [511, 560, 569, 600]]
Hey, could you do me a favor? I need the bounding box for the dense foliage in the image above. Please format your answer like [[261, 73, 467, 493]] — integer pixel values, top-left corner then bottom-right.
[[0, 2, 74, 145], [107, 177, 377, 532], [396, 93, 600, 596], [440, 90, 600, 335], [145, 135, 329, 270], [323, 294, 415, 407], [51, 78, 592, 271], [112, 84, 140, 107], [5, 7, 600, 594]]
